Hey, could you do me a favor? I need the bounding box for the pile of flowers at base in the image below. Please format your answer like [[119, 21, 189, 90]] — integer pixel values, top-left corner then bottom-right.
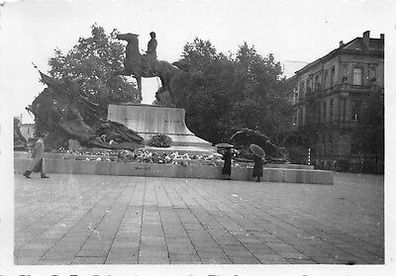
[[56, 148, 223, 166]]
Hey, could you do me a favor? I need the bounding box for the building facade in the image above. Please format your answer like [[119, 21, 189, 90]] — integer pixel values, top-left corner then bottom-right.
[[20, 123, 35, 141], [285, 31, 384, 172]]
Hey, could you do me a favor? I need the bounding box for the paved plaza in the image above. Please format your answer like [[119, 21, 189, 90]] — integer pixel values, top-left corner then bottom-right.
[[14, 172, 384, 265]]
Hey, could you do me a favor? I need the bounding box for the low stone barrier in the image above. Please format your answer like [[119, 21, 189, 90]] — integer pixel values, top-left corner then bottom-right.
[[14, 153, 333, 184]]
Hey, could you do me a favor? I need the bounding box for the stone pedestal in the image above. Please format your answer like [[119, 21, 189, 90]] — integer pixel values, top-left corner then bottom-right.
[[107, 103, 212, 149]]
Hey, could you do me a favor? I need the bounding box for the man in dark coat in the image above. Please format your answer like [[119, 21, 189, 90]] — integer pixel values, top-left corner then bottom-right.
[[253, 154, 264, 182], [222, 148, 232, 180]]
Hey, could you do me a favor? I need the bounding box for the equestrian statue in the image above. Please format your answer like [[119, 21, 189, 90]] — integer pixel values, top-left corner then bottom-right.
[[114, 32, 180, 104]]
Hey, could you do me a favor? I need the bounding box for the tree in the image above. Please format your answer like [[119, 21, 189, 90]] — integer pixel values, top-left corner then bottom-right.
[[229, 43, 291, 136], [168, 38, 236, 142], [354, 86, 384, 158], [169, 38, 291, 144], [48, 24, 140, 110]]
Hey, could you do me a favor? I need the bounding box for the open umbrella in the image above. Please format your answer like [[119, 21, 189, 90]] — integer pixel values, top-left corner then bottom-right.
[[249, 144, 265, 157]]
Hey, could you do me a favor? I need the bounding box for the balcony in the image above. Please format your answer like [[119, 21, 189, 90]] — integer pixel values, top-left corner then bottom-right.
[[302, 119, 358, 131], [337, 83, 372, 93], [318, 83, 373, 96], [293, 83, 374, 105]]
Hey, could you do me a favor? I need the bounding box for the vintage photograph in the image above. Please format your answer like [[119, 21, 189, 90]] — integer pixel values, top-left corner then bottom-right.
[[1, 0, 393, 275]]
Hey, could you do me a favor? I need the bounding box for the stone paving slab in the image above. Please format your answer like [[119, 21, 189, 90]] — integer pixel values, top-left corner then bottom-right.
[[14, 172, 383, 265]]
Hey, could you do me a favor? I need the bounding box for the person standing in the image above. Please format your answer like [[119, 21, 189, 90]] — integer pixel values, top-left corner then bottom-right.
[[252, 154, 264, 182], [222, 148, 232, 180], [23, 134, 49, 179]]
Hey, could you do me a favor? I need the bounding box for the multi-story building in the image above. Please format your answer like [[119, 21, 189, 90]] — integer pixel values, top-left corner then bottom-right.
[[284, 31, 384, 172], [14, 115, 36, 141], [21, 123, 35, 141]]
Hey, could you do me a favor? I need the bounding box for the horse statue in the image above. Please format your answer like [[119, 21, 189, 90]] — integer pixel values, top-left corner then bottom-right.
[[114, 33, 180, 104]]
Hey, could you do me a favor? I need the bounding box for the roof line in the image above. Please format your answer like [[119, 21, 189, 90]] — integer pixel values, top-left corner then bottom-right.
[[293, 35, 383, 76]]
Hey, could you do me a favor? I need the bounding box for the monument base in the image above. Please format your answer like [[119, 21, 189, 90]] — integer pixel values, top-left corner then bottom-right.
[[107, 103, 212, 150], [14, 152, 333, 185]]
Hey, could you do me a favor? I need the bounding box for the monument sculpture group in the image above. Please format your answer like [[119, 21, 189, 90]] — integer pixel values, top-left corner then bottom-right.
[[114, 32, 180, 104], [15, 30, 333, 184], [25, 31, 212, 153]]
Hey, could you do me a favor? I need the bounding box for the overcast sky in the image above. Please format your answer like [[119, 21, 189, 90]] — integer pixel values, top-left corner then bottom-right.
[[0, 0, 395, 124]]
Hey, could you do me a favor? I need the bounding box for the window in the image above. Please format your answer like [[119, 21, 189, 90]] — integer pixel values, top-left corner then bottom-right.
[[330, 66, 335, 87], [296, 109, 300, 126], [342, 98, 347, 121], [315, 75, 320, 91], [351, 101, 360, 121], [293, 111, 297, 127], [342, 64, 348, 82], [299, 81, 305, 98], [324, 69, 328, 88], [369, 67, 377, 81], [353, 68, 363, 85], [306, 78, 312, 94], [322, 101, 327, 122], [298, 108, 303, 126], [329, 99, 334, 121]]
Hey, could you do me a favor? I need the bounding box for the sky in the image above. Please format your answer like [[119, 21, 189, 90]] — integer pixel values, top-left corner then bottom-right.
[[0, 0, 395, 124]]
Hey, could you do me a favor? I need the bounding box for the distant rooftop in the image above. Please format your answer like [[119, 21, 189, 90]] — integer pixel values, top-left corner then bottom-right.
[[293, 31, 384, 76]]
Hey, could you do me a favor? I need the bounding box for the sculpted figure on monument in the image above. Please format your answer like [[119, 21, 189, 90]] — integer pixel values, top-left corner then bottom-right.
[[147, 32, 157, 58], [142, 31, 158, 75], [114, 31, 179, 105]]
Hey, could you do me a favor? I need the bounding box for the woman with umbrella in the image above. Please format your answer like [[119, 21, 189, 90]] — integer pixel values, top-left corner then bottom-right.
[[250, 144, 265, 182], [216, 143, 233, 180]]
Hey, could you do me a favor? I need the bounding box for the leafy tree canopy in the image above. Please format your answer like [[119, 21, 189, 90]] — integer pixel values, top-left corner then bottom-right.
[[169, 38, 291, 144], [353, 86, 384, 157], [48, 24, 140, 109]]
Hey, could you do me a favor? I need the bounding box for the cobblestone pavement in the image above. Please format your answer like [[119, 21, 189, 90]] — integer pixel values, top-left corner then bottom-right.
[[14, 172, 384, 265]]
